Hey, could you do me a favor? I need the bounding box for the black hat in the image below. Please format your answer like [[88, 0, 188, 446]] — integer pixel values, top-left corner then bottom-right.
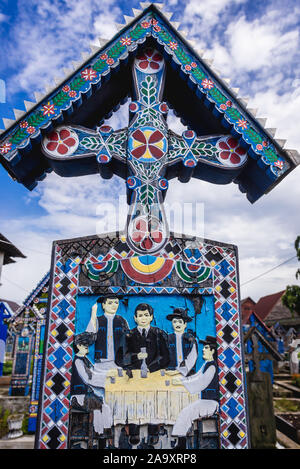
[[97, 293, 122, 303], [166, 307, 193, 323], [198, 335, 217, 348], [74, 332, 95, 347]]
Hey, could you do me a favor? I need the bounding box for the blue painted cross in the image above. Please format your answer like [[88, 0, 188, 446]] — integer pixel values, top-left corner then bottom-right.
[[41, 48, 247, 254]]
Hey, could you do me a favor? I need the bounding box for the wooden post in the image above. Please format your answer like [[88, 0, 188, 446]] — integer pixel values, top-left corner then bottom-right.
[[246, 335, 277, 449]]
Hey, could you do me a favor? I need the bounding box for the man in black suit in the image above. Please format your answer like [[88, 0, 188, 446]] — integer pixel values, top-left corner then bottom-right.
[[86, 294, 129, 370], [116, 303, 169, 373], [166, 308, 198, 376]]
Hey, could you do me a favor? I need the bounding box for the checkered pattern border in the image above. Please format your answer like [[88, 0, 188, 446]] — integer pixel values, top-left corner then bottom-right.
[[212, 246, 249, 448], [38, 245, 80, 449]]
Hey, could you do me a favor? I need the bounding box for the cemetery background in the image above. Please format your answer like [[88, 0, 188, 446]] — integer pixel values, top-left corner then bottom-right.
[[0, 0, 297, 450]]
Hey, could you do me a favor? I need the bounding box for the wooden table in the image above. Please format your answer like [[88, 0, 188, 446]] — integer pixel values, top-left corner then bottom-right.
[[105, 369, 197, 425]]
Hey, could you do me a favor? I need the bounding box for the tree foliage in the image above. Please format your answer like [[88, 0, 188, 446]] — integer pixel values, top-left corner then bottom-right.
[[282, 236, 300, 316], [282, 285, 300, 316]]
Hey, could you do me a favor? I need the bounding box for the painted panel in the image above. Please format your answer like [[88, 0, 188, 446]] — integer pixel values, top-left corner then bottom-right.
[[36, 233, 249, 449], [9, 327, 34, 396]]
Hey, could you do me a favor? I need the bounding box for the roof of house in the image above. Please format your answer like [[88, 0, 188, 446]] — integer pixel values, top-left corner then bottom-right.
[[254, 290, 285, 322], [241, 297, 256, 305], [0, 3, 299, 203], [241, 297, 257, 324]]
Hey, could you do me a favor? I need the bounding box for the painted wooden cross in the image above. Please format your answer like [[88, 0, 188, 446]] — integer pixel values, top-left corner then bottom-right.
[[41, 47, 247, 255]]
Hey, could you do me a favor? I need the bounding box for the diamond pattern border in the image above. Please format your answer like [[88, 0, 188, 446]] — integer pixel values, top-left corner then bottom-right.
[[38, 245, 80, 449]]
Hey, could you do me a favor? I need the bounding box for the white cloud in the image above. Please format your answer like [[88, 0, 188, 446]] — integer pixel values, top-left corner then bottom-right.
[[251, 87, 300, 149], [226, 15, 299, 72], [0, 171, 127, 303], [2, 0, 122, 95], [182, 0, 247, 28]]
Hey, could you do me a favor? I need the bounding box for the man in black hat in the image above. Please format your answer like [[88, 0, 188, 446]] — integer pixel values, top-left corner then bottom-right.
[[166, 308, 198, 376], [86, 294, 129, 370]]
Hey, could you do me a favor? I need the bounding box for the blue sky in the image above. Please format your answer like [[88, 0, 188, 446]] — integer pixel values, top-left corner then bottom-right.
[[0, 0, 300, 304]]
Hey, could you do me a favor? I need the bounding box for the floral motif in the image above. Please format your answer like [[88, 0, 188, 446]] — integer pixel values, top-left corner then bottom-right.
[[168, 41, 178, 50], [135, 48, 163, 73], [151, 19, 161, 32], [120, 37, 132, 46], [141, 20, 150, 29], [100, 53, 108, 60], [220, 100, 233, 111], [237, 119, 248, 130], [43, 127, 78, 156], [217, 136, 247, 166], [185, 64, 192, 71], [201, 78, 214, 90], [159, 103, 168, 113], [20, 121, 28, 128], [81, 68, 97, 81], [131, 216, 164, 250], [42, 102, 56, 117], [62, 85, 70, 93], [274, 160, 284, 170], [69, 90, 77, 98], [27, 126, 36, 134], [0, 142, 12, 154], [106, 57, 114, 65], [130, 128, 166, 160]]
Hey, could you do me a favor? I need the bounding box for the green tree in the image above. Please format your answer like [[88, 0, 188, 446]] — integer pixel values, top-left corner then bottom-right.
[[282, 236, 300, 316]]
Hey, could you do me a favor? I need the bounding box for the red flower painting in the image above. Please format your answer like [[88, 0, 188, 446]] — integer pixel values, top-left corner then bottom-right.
[[45, 128, 78, 155], [120, 37, 132, 46], [168, 41, 178, 50], [237, 118, 248, 130], [42, 102, 56, 117], [81, 68, 97, 81], [136, 48, 163, 73], [131, 216, 164, 250], [201, 78, 214, 90], [217, 137, 247, 166], [130, 128, 165, 160], [0, 142, 12, 154]]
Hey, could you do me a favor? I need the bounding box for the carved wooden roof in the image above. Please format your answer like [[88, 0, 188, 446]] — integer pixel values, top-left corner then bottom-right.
[[0, 3, 299, 203]]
